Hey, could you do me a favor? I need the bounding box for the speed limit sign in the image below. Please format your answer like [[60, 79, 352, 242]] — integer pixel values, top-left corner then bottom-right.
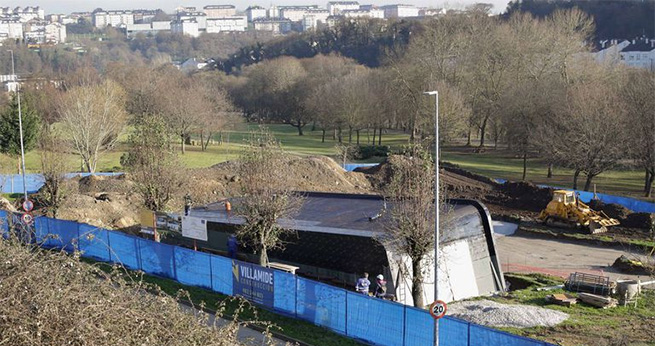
[[429, 300, 447, 320], [21, 213, 34, 225]]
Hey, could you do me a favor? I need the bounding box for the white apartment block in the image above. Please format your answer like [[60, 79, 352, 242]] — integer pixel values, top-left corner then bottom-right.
[[171, 19, 199, 37], [24, 22, 65, 44], [1, 6, 44, 22], [177, 12, 207, 30], [381, 4, 419, 18], [246, 6, 267, 22], [125, 21, 171, 37], [0, 19, 23, 41], [620, 38, 655, 71], [203, 5, 236, 18], [133, 10, 158, 24], [327, 1, 359, 15], [342, 8, 384, 19], [253, 18, 292, 34], [420, 8, 447, 17], [279, 6, 320, 22], [206, 16, 247, 32], [268, 5, 280, 19], [302, 9, 329, 31], [92, 10, 134, 28]]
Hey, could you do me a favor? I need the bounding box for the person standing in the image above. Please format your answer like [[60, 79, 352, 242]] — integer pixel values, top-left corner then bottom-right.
[[355, 272, 371, 295]]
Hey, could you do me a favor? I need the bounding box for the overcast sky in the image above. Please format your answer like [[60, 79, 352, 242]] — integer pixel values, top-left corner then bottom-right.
[[4, 1, 513, 14]]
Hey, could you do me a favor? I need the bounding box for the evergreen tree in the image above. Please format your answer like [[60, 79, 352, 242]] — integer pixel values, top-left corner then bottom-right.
[[0, 93, 41, 172]]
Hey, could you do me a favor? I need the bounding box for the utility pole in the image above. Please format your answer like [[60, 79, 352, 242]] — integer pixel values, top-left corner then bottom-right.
[[424, 90, 439, 346], [8, 50, 28, 202]]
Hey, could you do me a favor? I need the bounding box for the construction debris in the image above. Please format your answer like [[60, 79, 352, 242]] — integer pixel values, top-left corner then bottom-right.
[[536, 284, 565, 291], [545, 294, 577, 307], [612, 255, 653, 275], [448, 299, 569, 328], [577, 292, 618, 309], [565, 272, 614, 296]]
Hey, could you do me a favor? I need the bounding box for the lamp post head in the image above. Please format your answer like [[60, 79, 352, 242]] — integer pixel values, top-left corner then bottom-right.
[[423, 91, 438, 95]]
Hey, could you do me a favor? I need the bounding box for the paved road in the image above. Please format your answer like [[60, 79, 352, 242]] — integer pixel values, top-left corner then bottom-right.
[[493, 224, 653, 284]]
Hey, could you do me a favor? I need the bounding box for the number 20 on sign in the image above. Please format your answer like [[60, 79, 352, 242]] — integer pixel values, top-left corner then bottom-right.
[[429, 300, 447, 320]]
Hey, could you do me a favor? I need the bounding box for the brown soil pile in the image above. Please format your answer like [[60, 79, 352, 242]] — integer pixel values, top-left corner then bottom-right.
[[588, 200, 632, 221], [611, 255, 652, 275], [497, 181, 553, 213]]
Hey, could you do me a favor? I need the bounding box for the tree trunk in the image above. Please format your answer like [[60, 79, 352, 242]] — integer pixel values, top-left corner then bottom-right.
[[547, 163, 553, 178], [200, 132, 205, 151], [337, 127, 343, 143], [372, 128, 377, 145], [181, 135, 186, 154], [378, 128, 382, 145], [321, 129, 326, 143], [333, 128, 337, 141], [573, 169, 581, 190], [583, 174, 595, 192], [466, 126, 472, 147], [348, 126, 352, 143], [411, 256, 424, 308], [258, 247, 268, 266], [522, 152, 527, 181], [479, 116, 488, 148], [356, 130, 360, 145], [204, 132, 212, 150], [645, 169, 654, 198], [296, 121, 304, 136]]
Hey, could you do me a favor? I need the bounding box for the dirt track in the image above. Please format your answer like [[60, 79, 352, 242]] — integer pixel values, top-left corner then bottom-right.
[[495, 229, 653, 284]]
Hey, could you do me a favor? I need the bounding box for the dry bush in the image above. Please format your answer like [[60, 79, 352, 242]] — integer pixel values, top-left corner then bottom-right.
[[0, 237, 272, 345]]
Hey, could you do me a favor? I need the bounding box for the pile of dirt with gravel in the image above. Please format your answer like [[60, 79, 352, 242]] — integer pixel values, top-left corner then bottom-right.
[[498, 181, 553, 213], [587, 200, 654, 229], [448, 300, 569, 328]]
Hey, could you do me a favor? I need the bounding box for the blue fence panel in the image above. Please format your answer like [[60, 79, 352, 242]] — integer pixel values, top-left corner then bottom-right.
[[404, 306, 435, 346], [45, 218, 78, 252], [347, 292, 404, 346], [210, 255, 233, 295], [138, 238, 175, 279], [107, 231, 140, 270], [273, 271, 297, 316], [174, 246, 212, 289], [77, 224, 111, 262], [33, 216, 50, 243], [0, 210, 7, 237], [296, 278, 347, 334], [470, 324, 546, 346], [1, 173, 124, 194], [440, 317, 469, 346]]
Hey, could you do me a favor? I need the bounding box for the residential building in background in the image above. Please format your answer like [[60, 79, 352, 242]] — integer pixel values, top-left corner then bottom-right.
[[279, 6, 319, 22], [381, 4, 419, 18], [594, 37, 655, 72], [253, 18, 292, 34], [327, 1, 359, 15], [92, 9, 134, 28], [206, 16, 247, 32], [302, 9, 329, 31], [203, 5, 237, 18], [177, 11, 207, 30], [171, 19, 199, 37], [245, 6, 267, 22], [125, 21, 171, 37], [342, 8, 384, 19], [0, 18, 23, 40]]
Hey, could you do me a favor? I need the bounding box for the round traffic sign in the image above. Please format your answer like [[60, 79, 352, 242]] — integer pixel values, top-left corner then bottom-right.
[[429, 300, 447, 320], [22, 199, 34, 212], [21, 213, 34, 225]]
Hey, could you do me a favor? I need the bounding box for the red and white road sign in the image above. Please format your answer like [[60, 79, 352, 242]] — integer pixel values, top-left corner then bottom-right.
[[429, 300, 447, 320], [22, 199, 34, 212], [21, 213, 34, 225]]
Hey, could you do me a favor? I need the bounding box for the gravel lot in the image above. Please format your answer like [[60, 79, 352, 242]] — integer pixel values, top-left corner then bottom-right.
[[448, 299, 569, 328]]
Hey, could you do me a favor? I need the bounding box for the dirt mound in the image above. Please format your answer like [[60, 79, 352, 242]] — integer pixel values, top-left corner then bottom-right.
[[499, 181, 553, 213], [612, 255, 652, 275], [57, 192, 141, 230], [588, 200, 632, 221], [75, 174, 134, 194], [622, 212, 654, 230]]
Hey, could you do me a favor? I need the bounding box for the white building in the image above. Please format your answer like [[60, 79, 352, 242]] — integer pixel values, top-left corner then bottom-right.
[[206, 16, 247, 33], [381, 4, 419, 18], [92, 10, 134, 28], [44, 22, 66, 43], [171, 19, 199, 37], [620, 38, 655, 71], [279, 6, 319, 22], [133, 10, 158, 24], [342, 8, 384, 19], [125, 21, 171, 37], [180, 58, 208, 72], [0, 19, 22, 41], [302, 9, 329, 31], [420, 8, 446, 17], [327, 1, 359, 15], [246, 6, 267, 22], [268, 5, 280, 19], [177, 11, 207, 30], [253, 18, 292, 34], [203, 5, 236, 18]]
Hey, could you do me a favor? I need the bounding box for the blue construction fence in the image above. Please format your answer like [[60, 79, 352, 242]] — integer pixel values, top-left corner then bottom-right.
[[0, 211, 551, 346], [0, 172, 123, 194]]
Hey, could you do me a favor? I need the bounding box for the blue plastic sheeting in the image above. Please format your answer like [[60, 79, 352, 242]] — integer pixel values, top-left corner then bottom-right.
[[138, 238, 176, 279], [343, 163, 379, 172], [0, 210, 7, 236], [33, 216, 50, 243], [470, 324, 547, 346], [45, 218, 78, 252], [439, 317, 469, 346], [404, 306, 435, 346], [210, 254, 233, 295], [347, 292, 404, 346], [0, 172, 124, 194], [273, 271, 297, 316], [175, 246, 212, 289], [296, 278, 347, 334], [107, 231, 141, 270], [78, 224, 111, 261]]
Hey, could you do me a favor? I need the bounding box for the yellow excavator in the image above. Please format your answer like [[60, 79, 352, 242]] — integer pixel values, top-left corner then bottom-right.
[[538, 190, 620, 234]]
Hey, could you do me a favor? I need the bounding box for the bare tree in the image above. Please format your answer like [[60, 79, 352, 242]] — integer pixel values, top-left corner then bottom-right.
[[58, 79, 127, 173], [37, 130, 69, 218], [123, 114, 184, 212], [235, 129, 304, 266]]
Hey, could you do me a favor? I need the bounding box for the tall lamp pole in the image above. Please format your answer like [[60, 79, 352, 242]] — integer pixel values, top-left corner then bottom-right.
[[424, 90, 439, 346], [8, 50, 29, 202]]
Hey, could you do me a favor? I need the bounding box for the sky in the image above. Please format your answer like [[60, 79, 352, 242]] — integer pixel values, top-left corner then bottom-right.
[[4, 0, 513, 14]]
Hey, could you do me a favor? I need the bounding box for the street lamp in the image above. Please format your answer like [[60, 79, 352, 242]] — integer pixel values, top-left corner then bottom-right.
[[8, 50, 29, 203], [423, 90, 439, 346]]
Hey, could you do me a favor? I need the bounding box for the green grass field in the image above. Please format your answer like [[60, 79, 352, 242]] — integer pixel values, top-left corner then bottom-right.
[[1, 122, 649, 200]]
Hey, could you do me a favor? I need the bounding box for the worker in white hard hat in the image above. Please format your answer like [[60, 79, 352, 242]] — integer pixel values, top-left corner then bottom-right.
[[375, 274, 388, 299]]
